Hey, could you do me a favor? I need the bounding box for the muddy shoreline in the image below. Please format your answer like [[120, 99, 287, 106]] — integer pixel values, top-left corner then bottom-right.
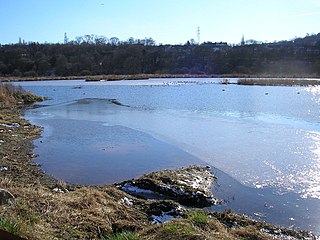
[[0, 90, 318, 239]]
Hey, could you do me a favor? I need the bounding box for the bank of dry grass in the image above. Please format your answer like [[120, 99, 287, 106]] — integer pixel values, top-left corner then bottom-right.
[[238, 78, 320, 86], [0, 182, 149, 239], [0, 84, 44, 108], [0, 74, 247, 83]]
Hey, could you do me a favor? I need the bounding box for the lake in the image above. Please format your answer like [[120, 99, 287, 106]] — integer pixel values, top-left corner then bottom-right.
[[15, 78, 320, 234]]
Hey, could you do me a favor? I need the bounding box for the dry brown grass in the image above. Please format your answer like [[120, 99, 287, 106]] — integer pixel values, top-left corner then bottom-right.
[[0, 84, 44, 108], [0, 181, 149, 239], [139, 217, 270, 240], [230, 226, 270, 240], [237, 78, 320, 86], [0, 84, 22, 106]]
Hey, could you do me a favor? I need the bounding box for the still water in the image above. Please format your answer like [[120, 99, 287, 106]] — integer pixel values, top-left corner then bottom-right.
[[15, 78, 320, 233]]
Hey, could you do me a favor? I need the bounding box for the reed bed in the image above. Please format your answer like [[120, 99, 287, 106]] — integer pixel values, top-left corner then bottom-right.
[[237, 78, 320, 86], [0, 84, 44, 107]]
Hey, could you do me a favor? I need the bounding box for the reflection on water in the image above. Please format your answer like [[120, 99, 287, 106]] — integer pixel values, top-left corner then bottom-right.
[[31, 117, 204, 185], [210, 168, 320, 234], [307, 85, 320, 105], [32, 98, 320, 200], [302, 131, 320, 199], [18, 79, 320, 233]]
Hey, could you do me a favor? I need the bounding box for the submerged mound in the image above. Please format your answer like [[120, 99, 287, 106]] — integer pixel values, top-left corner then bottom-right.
[[117, 166, 219, 207], [75, 98, 130, 107]]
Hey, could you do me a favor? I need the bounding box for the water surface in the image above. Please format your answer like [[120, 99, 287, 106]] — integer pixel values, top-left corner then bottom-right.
[[17, 79, 320, 233]]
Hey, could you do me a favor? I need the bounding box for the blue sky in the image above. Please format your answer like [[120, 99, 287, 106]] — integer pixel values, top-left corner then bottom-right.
[[1, 0, 320, 45]]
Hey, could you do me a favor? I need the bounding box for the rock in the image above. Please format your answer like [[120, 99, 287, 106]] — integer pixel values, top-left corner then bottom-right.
[[0, 189, 15, 205], [0, 229, 27, 240]]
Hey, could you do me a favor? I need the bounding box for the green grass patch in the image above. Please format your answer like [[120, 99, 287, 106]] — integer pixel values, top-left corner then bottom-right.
[[163, 222, 195, 235], [186, 210, 209, 224], [15, 203, 39, 226], [0, 218, 20, 235]]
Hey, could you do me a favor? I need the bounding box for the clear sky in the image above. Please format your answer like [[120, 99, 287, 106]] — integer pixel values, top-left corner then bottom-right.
[[1, 0, 320, 45]]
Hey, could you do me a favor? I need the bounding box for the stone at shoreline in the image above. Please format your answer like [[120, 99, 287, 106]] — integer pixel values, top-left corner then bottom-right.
[[0, 229, 27, 240], [0, 189, 15, 205], [117, 166, 219, 208]]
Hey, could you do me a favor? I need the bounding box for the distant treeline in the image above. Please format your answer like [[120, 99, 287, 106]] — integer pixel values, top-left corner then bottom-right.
[[1, 33, 320, 77]]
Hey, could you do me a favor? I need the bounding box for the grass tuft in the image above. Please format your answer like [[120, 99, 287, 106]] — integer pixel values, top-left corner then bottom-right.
[[186, 210, 209, 224], [163, 222, 195, 235], [231, 226, 270, 240], [0, 218, 20, 235]]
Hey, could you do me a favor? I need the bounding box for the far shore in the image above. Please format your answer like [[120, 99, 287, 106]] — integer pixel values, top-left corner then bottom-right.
[[1, 73, 320, 83]]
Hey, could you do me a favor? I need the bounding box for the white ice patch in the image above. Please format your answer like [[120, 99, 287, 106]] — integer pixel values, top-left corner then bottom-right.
[[0, 166, 8, 171], [120, 197, 133, 206], [151, 213, 175, 224], [52, 187, 69, 193], [121, 183, 155, 195], [176, 169, 214, 193], [0, 123, 20, 128], [254, 212, 267, 218]]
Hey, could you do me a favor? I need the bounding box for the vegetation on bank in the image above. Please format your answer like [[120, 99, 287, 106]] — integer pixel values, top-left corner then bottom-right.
[[237, 78, 320, 86], [2, 73, 317, 83], [0, 74, 242, 83], [0, 33, 320, 78], [0, 84, 44, 107], [0, 84, 318, 239]]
